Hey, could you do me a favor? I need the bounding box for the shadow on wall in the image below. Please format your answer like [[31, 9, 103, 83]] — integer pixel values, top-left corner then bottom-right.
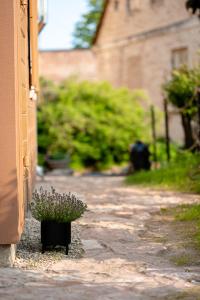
[[0, 169, 22, 244]]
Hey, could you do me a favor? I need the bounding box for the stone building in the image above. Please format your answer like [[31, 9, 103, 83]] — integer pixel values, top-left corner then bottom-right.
[[0, 0, 45, 266], [39, 0, 200, 141], [93, 0, 200, 141]]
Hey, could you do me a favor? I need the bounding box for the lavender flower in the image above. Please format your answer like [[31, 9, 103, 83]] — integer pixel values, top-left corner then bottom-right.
[[31, 187, 87, 223]]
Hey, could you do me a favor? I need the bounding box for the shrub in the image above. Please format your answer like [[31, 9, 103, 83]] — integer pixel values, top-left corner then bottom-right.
[[38, 79, 150, 170], [31, 187, 87, 223], [163, 66, 200, 149]]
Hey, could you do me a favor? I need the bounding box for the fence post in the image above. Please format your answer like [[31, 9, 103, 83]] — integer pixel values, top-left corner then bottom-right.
[[164, 98, 170, 162], [150, 105, 157, 163], [197, 88, 200, 150]]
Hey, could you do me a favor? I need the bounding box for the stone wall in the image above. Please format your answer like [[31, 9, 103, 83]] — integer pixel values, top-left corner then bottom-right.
[[39, 49, 97, 83]]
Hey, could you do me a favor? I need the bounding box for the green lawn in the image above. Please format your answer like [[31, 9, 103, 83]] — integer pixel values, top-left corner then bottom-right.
[[126, 153, 200, 194], [162, 203, 200, 250]]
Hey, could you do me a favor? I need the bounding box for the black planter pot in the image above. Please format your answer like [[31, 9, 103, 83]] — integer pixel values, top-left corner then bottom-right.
[[41, 221, 71, 254]]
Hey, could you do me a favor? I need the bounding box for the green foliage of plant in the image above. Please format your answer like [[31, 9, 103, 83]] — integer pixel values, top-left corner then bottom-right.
[[165, 202, 200, 250], [126, 152, 200, 193], [149, 138, 180, 163], [163, 66, 200, 113], [171, 254, 192, 266], [163, 66, 200, 148], [31, 187, 87, 223], [39, 77, 59, 103], [72, 0, 104, 48], [38, 79, 149, 170], [174, 203, 200, 221]]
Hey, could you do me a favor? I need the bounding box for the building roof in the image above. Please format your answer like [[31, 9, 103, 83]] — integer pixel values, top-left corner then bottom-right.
[[93, 0, 109, 45]]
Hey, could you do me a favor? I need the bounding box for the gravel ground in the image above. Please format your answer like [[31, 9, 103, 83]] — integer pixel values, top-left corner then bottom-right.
[[1, 175, 200, 299], [14, 217, 84, 270]]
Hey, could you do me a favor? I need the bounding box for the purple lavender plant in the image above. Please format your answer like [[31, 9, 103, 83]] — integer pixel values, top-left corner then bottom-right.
[[31, 187, 87, 223]]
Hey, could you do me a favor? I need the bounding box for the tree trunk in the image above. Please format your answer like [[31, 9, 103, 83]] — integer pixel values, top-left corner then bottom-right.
[[181, 113, 194, 149]]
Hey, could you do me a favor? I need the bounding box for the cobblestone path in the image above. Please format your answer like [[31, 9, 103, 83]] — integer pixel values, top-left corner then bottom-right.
[[1, 175, 200, 299]]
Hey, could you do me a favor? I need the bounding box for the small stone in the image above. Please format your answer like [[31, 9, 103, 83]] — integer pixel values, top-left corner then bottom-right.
[[82, 239, 104, 251]]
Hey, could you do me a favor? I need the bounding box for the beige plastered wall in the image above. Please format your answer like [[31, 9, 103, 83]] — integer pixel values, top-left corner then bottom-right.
[[0, 0, 38, 244]]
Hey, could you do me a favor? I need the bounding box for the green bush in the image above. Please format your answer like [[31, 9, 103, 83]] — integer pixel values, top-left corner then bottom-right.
[[38, 79, 150, 170], [163, 66, 200, 110]]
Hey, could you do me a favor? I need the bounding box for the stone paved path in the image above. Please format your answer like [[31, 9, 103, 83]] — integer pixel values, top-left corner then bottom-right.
[[1, 175, 200, 299]]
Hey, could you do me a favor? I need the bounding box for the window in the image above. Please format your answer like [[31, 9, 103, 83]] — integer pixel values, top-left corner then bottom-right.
[[114, 0, 119, 10], [126, 0, 141, 14], [38, 0, 48, 24], [171, 48, 188, 69], [151, 0, 164, 6], [126, 56, 143, 89], [126, 0, 131, 14]]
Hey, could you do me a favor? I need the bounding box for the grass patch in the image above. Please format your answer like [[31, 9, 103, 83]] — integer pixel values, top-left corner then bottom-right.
[[170, 254, 192, 266], [173, 204, 200, 249], [161, 203, 200, 251], [126, 153, 200, 194], [175, 204, 200, 221], [162, 288, 200, 300]]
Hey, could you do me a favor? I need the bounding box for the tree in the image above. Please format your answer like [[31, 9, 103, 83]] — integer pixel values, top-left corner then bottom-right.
[[38, 79, 149, 170], [186, 0, 200, 17], [164, 66, 200, 149], [72, 0, 104, 48]]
